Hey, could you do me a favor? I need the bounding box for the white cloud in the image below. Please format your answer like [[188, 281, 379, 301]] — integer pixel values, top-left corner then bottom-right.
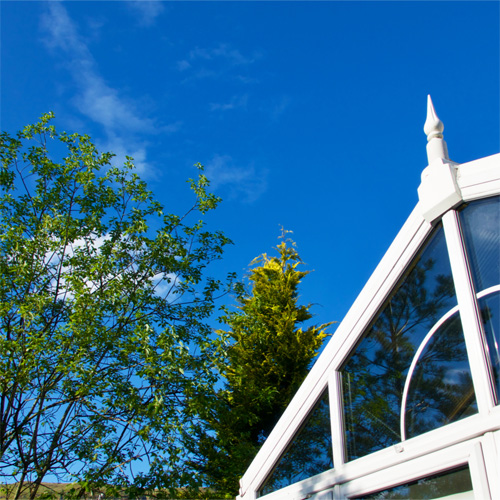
[[151, 272, 180, 302], [40, 2, 171, 176], [41, 1, 89, 57], [75, 77, 156, 135], [127, 0, 165, 27], [99, 134, 150, 175], [204, 154, 268, 204], [45, 234, 111, 302]]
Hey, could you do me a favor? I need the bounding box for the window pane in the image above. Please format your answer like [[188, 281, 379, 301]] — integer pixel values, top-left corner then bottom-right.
[[459, 196, 500, 293], [342, 226, 460, 461], [479, 291, 500, 398], [352, 466, 473, 499], [259, 389, 332, 496], [404, 311, 477, 439], [460, 197, 500, 402]]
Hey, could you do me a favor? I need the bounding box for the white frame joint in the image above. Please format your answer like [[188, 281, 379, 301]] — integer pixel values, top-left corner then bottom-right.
[[418, 157, 462, 224]]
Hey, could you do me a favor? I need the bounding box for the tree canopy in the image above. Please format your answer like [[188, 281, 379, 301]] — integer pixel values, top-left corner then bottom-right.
[[192, 231, 333, 497], [0, 114, 231, 499]]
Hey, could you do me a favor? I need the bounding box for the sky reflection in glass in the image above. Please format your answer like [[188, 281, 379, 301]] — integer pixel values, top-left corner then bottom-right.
[[259, 389, 332, 496], [404, 311, 476, 440], [342, 225, 475, 461]]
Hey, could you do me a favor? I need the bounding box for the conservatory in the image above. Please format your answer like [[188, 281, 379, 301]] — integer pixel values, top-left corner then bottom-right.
[[236, 97, 500, 500]]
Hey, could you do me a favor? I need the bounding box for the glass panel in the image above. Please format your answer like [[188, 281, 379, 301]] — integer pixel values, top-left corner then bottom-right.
[[460, 197, 500, 402], [259, 389, 332, 496], [352, 466, 473, 499], [404, 311, 477, 439], [479, 291, 500, 398], [342, 226, 460, 461], [459, 196, 500, 293]]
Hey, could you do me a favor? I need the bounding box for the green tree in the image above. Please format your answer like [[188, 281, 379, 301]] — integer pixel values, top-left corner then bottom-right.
[[192, 231, 332, 497], [0, 114, 231, 499]]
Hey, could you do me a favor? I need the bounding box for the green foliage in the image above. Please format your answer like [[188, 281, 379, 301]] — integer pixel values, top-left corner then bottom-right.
[[0, 114, 231, 499], [192, 230, 333, 497]]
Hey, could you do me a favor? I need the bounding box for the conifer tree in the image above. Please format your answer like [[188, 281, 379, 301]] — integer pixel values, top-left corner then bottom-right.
[[193, 230, 333, 497]]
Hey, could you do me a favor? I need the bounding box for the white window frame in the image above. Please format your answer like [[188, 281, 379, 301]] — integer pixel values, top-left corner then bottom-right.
[[442, 209, 497, 412], [340, 437, 492, 499]]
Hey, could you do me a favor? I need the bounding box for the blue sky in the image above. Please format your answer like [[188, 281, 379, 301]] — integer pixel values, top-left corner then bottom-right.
[[1, 0, 499, 335]]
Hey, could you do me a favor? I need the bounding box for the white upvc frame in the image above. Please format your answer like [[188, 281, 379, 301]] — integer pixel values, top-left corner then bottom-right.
[[485, 430, 500, 496], [237, 154, 500, 500], [250, 410, 500, 500], [339, 429, 500, 499], [329, 371, 345, 470], [340, 436, 492, 499], [456, 154, 500, 202], [442, 209, 497, 413]]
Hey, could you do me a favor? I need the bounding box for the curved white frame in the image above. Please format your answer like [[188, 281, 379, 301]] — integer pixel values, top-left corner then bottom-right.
[[400, 284, 500, 442], [399, 303, 461, 441]]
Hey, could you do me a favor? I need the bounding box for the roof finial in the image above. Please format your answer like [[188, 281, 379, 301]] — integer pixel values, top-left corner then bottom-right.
[[424, 95, 444, 141], [424, 95, 449, 163]]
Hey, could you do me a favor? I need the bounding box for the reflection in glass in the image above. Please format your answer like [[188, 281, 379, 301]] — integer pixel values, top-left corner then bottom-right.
[[459, 196, 500, 293], [460, 197, 500, 403], [404, 311, 477, 439], [479, 290, 500, 399], [259, 390, 332, 496], [342, 226, 463, 461], [352, 466, 472, 499]]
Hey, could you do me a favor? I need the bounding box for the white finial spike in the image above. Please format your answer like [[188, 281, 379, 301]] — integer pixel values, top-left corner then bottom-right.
[[424, 95, 444, 141], [424, 95, 449, 162]]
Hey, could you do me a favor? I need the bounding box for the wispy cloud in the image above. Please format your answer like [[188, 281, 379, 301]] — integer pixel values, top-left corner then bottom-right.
[[189, 44, 256, 65], [209, 94, 248, 112], [204, 154, 268, 204], [176, 60, 191, 72], [75, 77, 157, 135], [269, 95, 291, 121], [176, 43, 260, 81], [40, 2, 170, 175], [126, 0, 165, 27]]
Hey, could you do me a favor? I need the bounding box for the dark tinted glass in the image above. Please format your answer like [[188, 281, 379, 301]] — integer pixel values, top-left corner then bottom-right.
[[342, 226, 460, 461], [259, 389, 332, 496], [352, 466, 472, 499]]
